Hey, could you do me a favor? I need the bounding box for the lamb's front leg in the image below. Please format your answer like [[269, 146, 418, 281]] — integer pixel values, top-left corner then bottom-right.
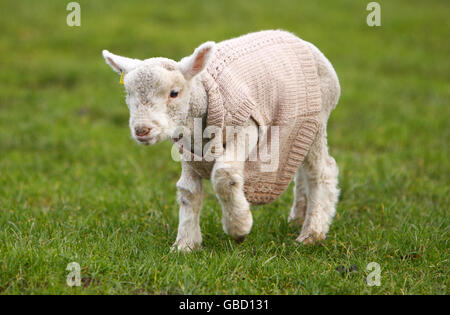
[[172, 162, 203, 252], [211, 160, 253, 243]]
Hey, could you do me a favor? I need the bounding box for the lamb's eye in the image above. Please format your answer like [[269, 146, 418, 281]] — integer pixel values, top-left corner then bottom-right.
[[170, 90, 179, 98]]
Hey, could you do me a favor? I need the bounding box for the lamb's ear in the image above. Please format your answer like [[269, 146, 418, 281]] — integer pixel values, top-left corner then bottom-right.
[[179, 41, 215, 80], [102, 50, 142, 74]]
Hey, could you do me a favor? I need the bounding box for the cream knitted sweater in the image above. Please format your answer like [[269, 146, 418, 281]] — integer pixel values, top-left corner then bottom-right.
[[189, 30, 322, 205]]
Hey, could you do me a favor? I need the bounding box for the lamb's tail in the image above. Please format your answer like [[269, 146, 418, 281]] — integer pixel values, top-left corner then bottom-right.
[[307, 42, 340, 114]]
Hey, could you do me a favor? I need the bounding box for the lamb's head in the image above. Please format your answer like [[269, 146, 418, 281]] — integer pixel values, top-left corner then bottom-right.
[[102, 42, 215, 145]]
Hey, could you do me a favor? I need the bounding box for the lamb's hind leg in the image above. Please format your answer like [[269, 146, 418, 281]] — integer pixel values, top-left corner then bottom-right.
[[297, 127, 339, 244], [288, 165, 308, 226], [295, 42, 341, 244]]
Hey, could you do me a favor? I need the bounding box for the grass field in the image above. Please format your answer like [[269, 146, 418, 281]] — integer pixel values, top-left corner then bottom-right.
[[0, 0, 448, 294]]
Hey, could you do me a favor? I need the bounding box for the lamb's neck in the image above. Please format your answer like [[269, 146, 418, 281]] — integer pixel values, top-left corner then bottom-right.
[[184, 76, 208, 133]]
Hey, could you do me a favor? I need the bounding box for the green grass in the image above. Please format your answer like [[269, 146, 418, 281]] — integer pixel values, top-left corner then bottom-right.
[[0, 0, 449, 294]]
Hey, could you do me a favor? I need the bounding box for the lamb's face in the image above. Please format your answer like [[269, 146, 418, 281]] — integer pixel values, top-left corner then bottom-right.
[[102, 42, 215, 146], [123, 61, 190, 145]]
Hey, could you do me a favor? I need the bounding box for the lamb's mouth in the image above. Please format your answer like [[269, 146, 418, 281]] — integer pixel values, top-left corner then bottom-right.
[[136, 135, 156, 145]]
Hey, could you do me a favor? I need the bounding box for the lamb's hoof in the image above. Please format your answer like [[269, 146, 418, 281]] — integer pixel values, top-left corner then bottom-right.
[[171, 240, 201, 253], [296, 231, 325, 245], [234, 235, 246, 244]]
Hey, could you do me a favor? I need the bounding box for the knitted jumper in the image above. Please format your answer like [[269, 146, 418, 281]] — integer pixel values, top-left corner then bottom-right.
[[186, 30, 322, 205]]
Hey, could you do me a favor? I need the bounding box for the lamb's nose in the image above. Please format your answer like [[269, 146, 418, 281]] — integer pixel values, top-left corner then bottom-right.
[[135, 126, 151, 137]]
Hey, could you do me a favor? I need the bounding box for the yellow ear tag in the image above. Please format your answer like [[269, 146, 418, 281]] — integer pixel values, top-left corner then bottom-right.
[[120, 71, 124, 85]]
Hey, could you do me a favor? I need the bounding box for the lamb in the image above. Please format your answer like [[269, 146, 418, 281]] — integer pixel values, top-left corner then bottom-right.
[[102, 30, 340, 252]]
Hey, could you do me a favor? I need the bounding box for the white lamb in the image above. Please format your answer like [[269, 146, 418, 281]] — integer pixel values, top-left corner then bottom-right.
[[102, 30, 340, 252]]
